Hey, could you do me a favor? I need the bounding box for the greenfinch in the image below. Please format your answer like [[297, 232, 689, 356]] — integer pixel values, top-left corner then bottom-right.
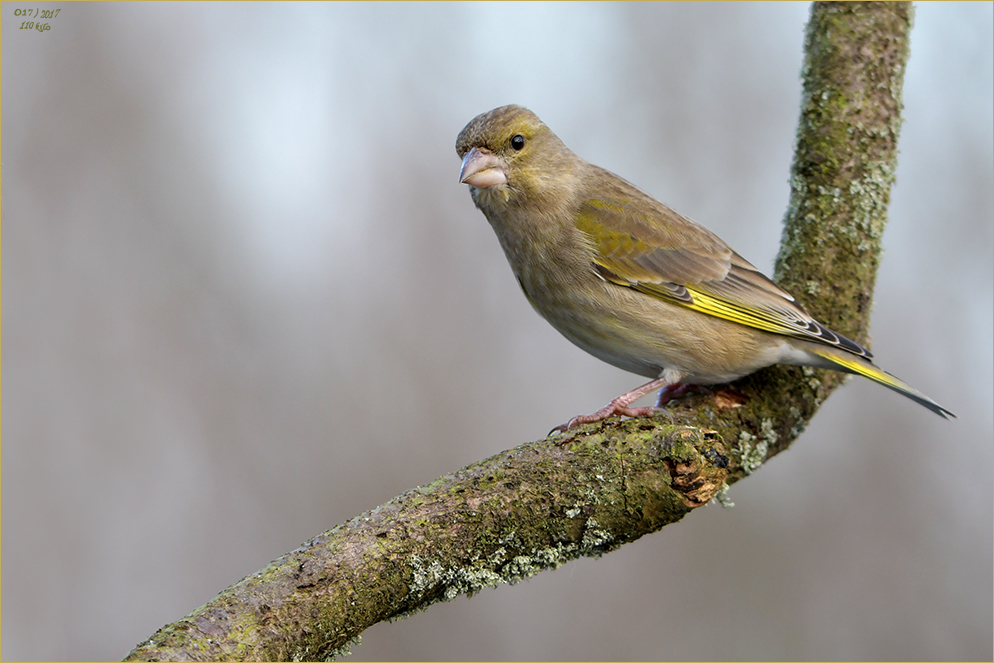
[[456, 105, 954, 430]]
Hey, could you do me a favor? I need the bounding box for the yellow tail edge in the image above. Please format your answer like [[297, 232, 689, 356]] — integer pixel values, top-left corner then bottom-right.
[[809, 347, 956, 419]]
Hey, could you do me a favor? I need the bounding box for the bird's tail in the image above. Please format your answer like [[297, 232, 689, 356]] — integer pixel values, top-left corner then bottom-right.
[[807, 346, 955, 419]]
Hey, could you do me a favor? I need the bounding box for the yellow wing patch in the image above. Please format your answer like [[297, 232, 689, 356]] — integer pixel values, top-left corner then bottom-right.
[[577, 198, 870, 357]]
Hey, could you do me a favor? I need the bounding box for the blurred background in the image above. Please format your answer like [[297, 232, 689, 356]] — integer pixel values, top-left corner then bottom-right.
[[3, 2, 991, 660]]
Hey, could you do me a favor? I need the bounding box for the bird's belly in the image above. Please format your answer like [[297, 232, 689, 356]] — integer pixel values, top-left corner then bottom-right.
[[529, 280, 787, 384]]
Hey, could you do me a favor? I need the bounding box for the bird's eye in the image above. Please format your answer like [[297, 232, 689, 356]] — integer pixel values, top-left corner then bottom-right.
[[510, 134, 526, 150]]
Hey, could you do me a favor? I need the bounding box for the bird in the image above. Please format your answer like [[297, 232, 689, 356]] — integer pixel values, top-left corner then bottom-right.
[[455, 104, 954, 431]]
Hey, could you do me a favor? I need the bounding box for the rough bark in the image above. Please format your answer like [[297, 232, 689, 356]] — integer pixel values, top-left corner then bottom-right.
[[126, 3, 913, 660]]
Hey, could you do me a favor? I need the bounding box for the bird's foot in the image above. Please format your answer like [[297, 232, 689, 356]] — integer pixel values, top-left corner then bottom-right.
[[655, 382, 700, 406], [550, 376, 683, 436], [551, 402, 662, 435]]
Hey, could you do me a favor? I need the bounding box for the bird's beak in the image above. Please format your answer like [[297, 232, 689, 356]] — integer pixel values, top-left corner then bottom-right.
[[459, 147, 507, 188]]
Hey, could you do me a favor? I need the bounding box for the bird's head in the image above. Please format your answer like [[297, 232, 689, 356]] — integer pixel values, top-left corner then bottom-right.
[[456, 105, 576, 213]]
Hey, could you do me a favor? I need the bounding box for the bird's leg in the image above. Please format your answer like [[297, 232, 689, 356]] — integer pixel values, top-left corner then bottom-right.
[[655, 382, 700, 406], [551, 376, 678, 434]]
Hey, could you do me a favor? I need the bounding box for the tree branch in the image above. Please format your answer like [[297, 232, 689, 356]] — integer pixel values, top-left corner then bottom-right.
[[126, 3, 913, 660]]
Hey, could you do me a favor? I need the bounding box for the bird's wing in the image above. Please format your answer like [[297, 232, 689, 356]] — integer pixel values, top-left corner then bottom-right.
[[575, 197, 872, 358]]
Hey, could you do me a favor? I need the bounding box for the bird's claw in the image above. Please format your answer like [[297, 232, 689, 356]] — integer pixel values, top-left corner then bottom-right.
[[549, 404, 667, 437]]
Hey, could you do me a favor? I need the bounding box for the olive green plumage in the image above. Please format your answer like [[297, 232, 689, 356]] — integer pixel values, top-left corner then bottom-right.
[[456, 104, 953, 426]]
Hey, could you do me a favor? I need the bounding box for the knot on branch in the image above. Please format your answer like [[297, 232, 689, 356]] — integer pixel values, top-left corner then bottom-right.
[[661, 428, 730, 507]]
